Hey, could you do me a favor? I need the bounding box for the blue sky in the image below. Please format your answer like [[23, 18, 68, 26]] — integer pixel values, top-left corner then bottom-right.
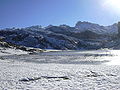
[[0, 0, 120, 29]]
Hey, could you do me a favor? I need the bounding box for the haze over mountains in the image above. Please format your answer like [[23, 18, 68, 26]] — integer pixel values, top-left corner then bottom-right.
[[0, 21, 119, 50]]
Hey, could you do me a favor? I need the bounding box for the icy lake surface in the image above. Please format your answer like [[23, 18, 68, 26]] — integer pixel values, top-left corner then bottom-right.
[[3, 49, 120, 65]]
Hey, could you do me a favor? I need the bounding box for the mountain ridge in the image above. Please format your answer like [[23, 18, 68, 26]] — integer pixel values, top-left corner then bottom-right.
[[0, 21, 119, 50]]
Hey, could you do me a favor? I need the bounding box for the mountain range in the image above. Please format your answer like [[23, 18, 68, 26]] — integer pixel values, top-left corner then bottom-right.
[[0, 21, 119, 50]]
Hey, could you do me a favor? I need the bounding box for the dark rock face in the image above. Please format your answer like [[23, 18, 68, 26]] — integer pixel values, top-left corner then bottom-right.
[[0, 29, 105, 50], [118, 22, 120, 37]]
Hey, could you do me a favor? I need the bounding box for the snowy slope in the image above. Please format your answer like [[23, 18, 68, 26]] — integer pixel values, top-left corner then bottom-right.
[[0, 50, 120, 89]]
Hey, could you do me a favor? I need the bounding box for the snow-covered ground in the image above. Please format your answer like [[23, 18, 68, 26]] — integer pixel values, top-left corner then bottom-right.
[[0, 47, 28, 56], [0, 49, 120, 90]]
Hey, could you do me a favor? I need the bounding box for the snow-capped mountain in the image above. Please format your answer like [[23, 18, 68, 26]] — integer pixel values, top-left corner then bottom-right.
[[0, 21, 119, 50], [75, 21, 118, 34]]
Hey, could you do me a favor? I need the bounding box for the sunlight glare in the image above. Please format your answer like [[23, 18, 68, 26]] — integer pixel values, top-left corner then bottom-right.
[[105, 50, 120, 65], [103, 0, 120, 14]]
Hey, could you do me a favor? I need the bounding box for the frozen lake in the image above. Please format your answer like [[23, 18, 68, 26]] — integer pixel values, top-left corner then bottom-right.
[[3, 49, 120, 65]]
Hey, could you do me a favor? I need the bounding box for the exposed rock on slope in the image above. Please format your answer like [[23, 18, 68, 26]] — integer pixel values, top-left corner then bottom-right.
[[0, 37, 43, 54]]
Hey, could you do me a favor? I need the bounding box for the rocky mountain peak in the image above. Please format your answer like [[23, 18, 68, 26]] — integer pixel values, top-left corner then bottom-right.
[[75, 21, 118, 34]]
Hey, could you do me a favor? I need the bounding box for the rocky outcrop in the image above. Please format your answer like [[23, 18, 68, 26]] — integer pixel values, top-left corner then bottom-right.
[[118, 22, 120, 37]]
